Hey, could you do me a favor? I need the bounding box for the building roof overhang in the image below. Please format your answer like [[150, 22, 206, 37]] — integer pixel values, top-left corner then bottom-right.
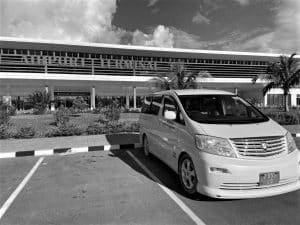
[[1, 36, 298, 62]]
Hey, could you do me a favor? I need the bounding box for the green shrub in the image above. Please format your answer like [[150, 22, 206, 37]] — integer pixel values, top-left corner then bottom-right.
[[101, 100, 121, 124], [98, 113, 109, 124], [266, 112, 300, 125], [13, 126, 35, 139], [0, 104, 17, 116], [86, 121, 140, 135], [45, 124, 83, 137], [0, 108, 10, 125], [54, 107, 71, 126], [86, 123, 106, 135], [0, 124, 10, 139], [27, 91, 50, 114], [72, 96, 89, 112]]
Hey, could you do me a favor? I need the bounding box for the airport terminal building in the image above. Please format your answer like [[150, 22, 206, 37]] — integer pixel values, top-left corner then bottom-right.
[[0, 37, 299, 110]]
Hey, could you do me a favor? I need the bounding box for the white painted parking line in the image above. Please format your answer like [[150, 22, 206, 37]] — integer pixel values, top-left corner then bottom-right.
[[127, 151, 206, 225], [0, 157, 44, 220]]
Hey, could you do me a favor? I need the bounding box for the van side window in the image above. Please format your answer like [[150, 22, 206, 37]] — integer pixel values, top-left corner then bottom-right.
[[141, 95, 162, 115], [150, 96, 162, 115], [163, 96, 185, 125]]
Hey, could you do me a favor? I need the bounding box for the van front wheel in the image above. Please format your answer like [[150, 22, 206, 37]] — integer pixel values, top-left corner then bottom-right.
[[179, 155, 198, 195], [143, 136, 150, 157]]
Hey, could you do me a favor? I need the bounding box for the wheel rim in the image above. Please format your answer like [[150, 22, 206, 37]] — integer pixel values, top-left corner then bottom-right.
[[144, 137, 149, 156], [180, 158, 196, 190]]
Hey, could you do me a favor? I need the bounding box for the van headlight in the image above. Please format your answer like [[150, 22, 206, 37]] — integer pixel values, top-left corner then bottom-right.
[[195, 135, 236, 158], [286, 132, 297, 154]]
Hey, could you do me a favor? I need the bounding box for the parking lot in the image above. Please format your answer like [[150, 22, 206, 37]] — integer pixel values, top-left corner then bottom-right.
[[0, 138, 300, 225]]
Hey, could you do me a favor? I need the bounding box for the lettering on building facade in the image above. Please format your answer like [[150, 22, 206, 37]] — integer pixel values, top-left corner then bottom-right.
[[19, 55, 157, 70]]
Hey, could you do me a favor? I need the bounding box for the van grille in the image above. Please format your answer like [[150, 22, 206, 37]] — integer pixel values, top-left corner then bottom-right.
[[230, 136, 286, 158], [220, 177, 297, 190]]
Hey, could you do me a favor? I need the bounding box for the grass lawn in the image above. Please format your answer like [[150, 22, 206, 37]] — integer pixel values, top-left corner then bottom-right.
[[8, 113, 140, 138]]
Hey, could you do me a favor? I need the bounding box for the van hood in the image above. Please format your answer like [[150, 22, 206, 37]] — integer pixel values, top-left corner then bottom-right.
[[191, 119, 287, 139]]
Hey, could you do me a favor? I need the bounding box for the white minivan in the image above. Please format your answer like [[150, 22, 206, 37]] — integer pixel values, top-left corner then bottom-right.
[[139, 89, 300, 199]]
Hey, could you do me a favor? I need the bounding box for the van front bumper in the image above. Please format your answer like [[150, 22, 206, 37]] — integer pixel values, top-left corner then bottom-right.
[[195, 150, 300, 199]]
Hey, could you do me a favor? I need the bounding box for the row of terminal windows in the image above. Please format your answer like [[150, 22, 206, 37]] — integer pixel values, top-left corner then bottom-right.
[[0, 48, 268, 66]]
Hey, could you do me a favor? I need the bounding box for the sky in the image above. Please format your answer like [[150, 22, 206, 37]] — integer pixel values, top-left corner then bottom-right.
[[0, 0, 299, 53]]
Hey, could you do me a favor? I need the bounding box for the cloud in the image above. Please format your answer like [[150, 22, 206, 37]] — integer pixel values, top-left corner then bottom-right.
[[270, 0, 300, 53], [147, 0, 159, 7], [132, 25, 174, 48], [192, 12, 210, 25], [0, 0, 124, 43], [227, 0, 300, 53], [232, 0, 250, 5]]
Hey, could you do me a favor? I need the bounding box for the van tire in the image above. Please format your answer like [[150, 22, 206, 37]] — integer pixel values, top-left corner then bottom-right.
[[179, 154, 198, 195], [143, 135, 150, 157]]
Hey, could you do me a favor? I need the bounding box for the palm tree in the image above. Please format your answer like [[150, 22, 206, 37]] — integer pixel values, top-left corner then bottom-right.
[[150, 62, 212, 91], [252, 53, 300, 112]]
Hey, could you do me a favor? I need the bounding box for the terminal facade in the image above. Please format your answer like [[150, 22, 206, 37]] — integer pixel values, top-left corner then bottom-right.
[[0, 37, 299, 110]]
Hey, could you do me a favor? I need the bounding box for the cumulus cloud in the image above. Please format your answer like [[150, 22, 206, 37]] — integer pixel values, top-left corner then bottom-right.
[[132, 25, 174, 48], [147, 0, 159, 7], [0, 0, 124, 43], [192, 12, 210, 25], [232, 0, 250, 5], [270, 0, 300, 53], [228, 0, 300, 53]]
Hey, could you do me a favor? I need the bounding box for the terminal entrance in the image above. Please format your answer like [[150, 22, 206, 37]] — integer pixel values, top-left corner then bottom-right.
[[54, 92, 90, 108]]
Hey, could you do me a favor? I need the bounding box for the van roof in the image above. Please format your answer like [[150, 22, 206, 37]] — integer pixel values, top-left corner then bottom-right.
[[153, 89, 235, 96]]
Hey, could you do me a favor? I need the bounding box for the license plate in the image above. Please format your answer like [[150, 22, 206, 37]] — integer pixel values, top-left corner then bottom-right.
[[259, 172, 280, 186]]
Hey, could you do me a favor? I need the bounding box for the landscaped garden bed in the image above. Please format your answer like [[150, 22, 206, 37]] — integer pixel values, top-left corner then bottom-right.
[[0, 104, 140, 139]]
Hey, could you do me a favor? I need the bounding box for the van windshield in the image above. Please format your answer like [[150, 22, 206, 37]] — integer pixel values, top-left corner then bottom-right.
[[179, 95, 269, 124]]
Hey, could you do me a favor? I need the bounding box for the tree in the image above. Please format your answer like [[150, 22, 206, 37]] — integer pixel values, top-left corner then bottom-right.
[[150, 63, 212, 91], [252, 53, 300, 112], [27, 91, 50, 114], [72, 96, 89, 112]]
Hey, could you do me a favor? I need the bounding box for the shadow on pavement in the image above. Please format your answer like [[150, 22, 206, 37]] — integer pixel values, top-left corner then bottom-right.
[[109, 148, 234, 202], [106, 133, 139, 145]]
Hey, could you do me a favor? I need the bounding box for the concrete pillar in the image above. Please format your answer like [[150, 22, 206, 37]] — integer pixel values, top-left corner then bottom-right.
[[45, 86, 49, 111], [90, 86, 96, 110], [126, 94, 130, 109], [3, 85, 11, 106], [235, 88, 238, 95], [264, 94, 268, 107], [291, 93, 297, 107], [133, 87, 137, 110], [50, 86, 55, 111]]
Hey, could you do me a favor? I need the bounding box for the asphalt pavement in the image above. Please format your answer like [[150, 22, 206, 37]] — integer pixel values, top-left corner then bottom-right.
[[0, 141, 299, 225]]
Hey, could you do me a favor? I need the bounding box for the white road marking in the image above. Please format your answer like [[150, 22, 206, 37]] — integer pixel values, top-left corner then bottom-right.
[[0, 157, 44, 220], [127, 151, 206, 225]]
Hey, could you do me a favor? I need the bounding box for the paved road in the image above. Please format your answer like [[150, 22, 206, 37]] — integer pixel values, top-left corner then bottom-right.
[[0, 138, 299, 225]]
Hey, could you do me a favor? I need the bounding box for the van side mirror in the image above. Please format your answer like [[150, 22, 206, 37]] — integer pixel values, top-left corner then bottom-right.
[[164, 110, 176, 120]]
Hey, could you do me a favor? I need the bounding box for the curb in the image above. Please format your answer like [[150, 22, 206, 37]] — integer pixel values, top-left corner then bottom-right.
[[0, 143, 143, 159], [292, 133, 300, 137]]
